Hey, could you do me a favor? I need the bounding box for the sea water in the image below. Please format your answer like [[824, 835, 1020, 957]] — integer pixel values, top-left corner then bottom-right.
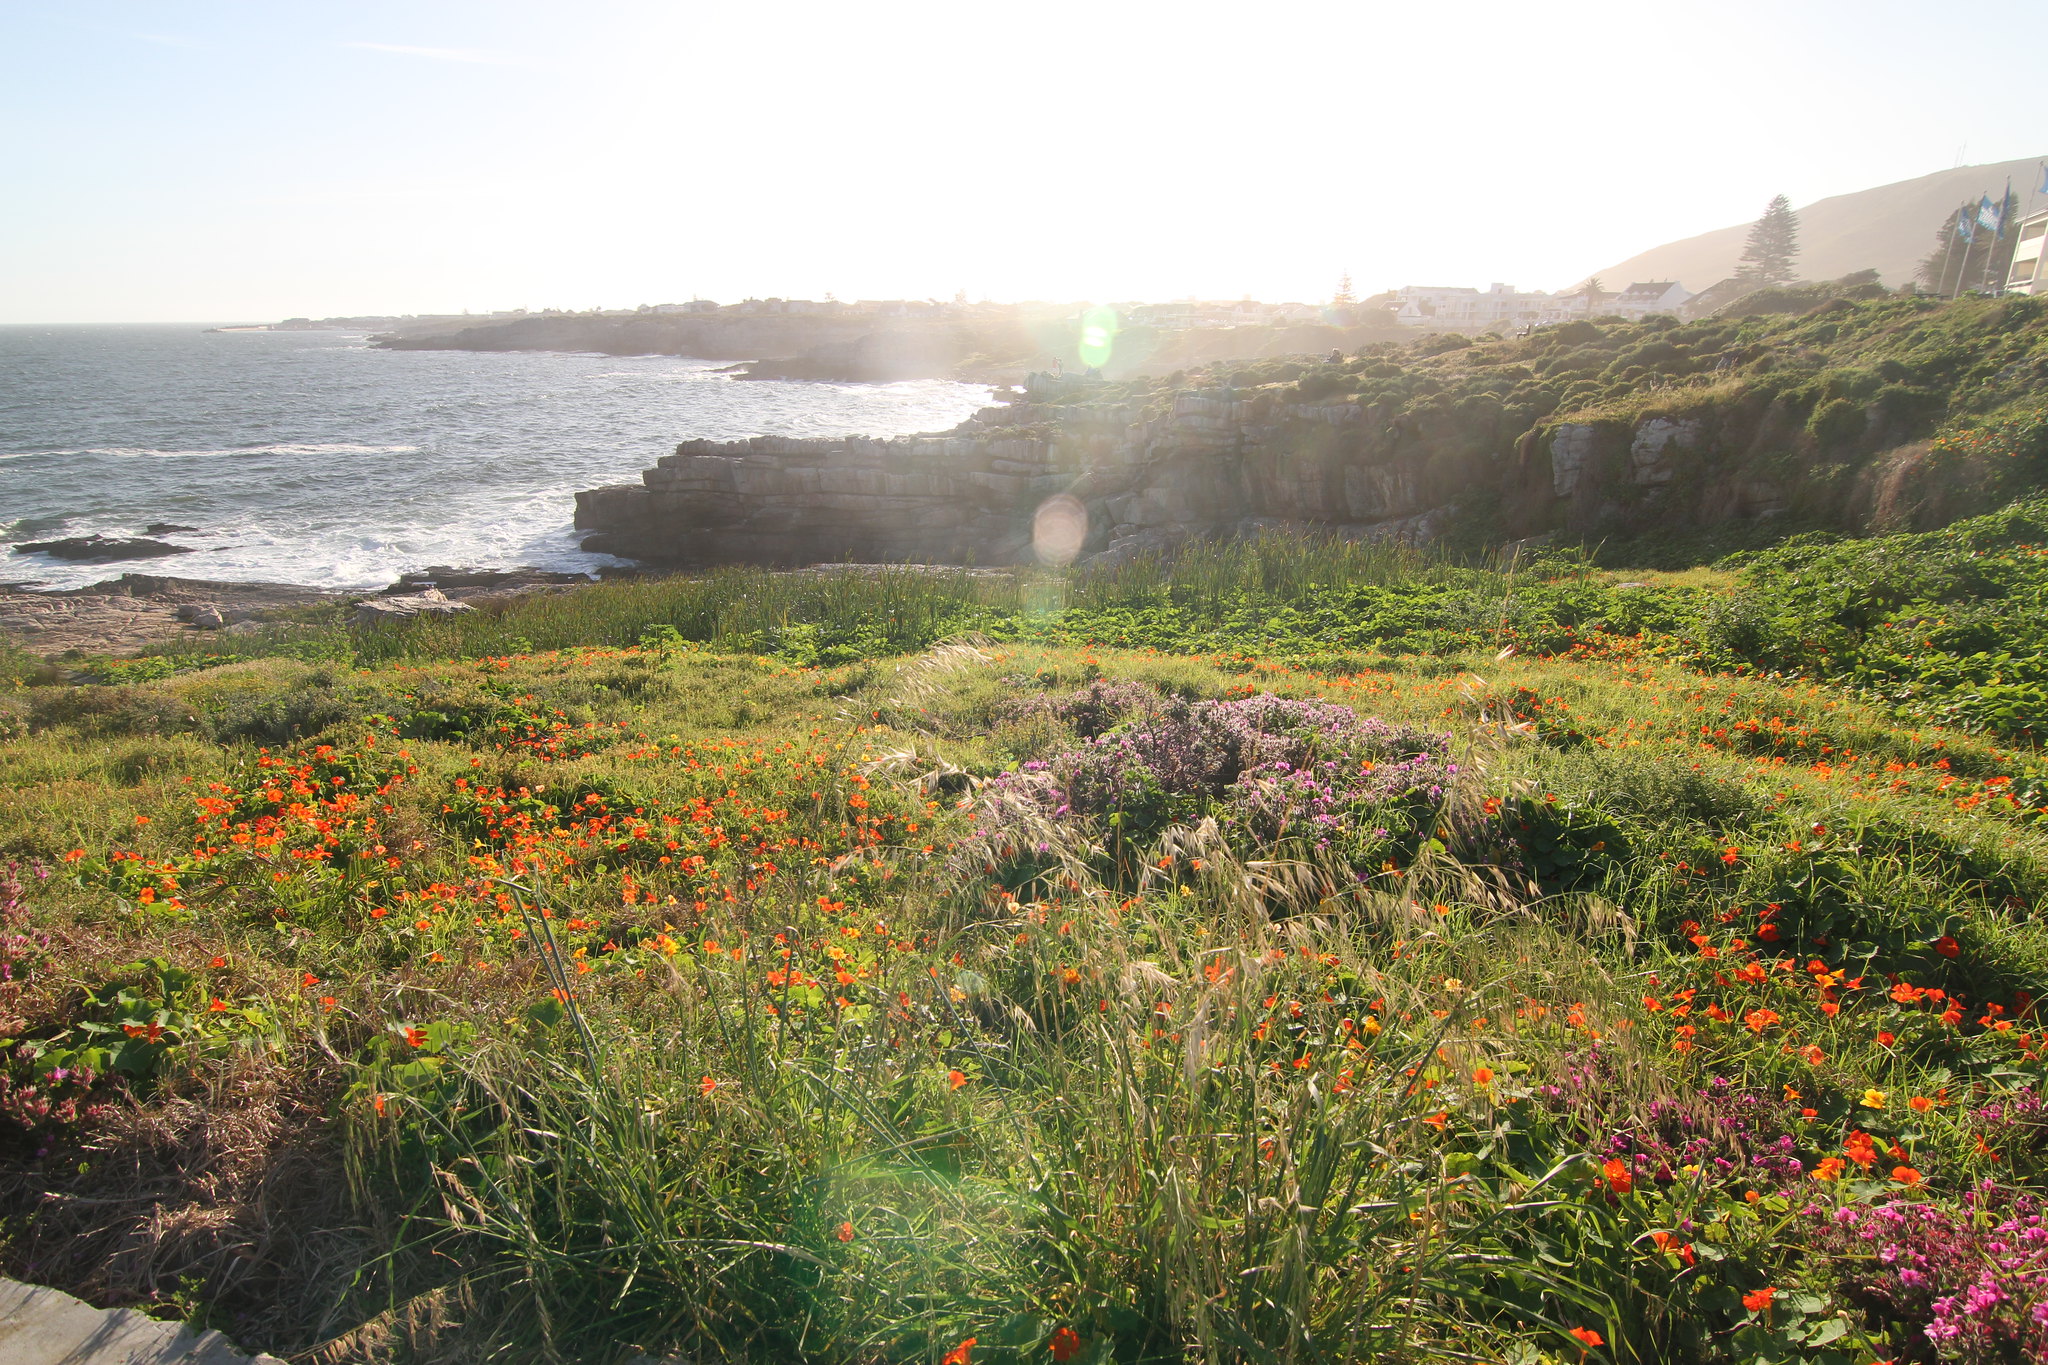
[[0, 324, 992, 591]]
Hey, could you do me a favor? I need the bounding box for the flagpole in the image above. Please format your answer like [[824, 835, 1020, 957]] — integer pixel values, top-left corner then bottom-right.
[[1943, 205, 1972, 298], [1982, 178, 2012, 294], [1937, 206, 1957, 298]]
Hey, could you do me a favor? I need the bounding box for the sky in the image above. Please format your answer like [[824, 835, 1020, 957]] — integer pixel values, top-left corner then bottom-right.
[[1, 0, 2042, 323]]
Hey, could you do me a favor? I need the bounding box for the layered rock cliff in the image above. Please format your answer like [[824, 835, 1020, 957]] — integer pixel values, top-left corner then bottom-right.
[[575, 376, 1482, 568], [575, 295, 2048, 568]]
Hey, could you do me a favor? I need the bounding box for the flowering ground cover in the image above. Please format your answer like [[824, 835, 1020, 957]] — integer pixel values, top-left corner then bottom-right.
[[2, 524, 2048, 1363]]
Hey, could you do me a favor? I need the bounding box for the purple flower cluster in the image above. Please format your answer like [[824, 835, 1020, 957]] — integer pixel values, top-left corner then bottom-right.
[[1814, 1185, 2048, 1363], [973, 688, 1456, 875], [1535, 1050, 1808, 1190]]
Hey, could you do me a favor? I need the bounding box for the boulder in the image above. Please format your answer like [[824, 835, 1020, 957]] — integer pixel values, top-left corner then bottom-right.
[[352, 587, 473, 627], [382, 566, 592, 595]]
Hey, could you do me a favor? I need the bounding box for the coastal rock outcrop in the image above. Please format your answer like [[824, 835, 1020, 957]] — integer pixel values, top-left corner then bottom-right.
[[13, 535, 193, 564], [576, 378, 1464, 567]]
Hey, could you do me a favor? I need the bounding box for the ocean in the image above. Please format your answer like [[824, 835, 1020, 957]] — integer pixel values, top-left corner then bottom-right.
[[0, 324, 993, 591]]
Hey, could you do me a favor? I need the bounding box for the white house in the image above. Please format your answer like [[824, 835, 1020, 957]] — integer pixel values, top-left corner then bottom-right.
[[2006, 209, 2048, 296], [1602, 281, 1693, 318]]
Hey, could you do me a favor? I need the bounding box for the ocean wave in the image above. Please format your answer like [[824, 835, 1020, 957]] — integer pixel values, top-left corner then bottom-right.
[[0, 443, 424, 460]]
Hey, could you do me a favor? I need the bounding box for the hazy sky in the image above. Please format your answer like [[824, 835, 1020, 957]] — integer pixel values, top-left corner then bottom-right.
[[3, 0, 2042, 322]]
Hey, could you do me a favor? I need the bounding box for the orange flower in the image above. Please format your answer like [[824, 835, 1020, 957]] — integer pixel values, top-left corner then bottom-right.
[[1909, 1095, 1934, 1113], [942, 1338, 976, 1365], [948, 1069, 967, 1091], [1472, 1066, 1495, 1086], [1601, 1158, 1634, 1194], [1567, 1326, 1604, 1348], [1743, 1008, 1780, 1034], [1742, 1286, 1775, 1313], [1048, 1328, 1081, 1361], [1811, 1157, 1846, 1182], [699, 1075, 717, 1096], [835, 1221, 855, 1242], [403, 1026, 427, 1048], [1892, 1166, 1923, 1187]]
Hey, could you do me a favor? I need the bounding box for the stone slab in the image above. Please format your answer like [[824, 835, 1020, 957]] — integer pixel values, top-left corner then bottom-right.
[[0, 1279, 284, 1365]]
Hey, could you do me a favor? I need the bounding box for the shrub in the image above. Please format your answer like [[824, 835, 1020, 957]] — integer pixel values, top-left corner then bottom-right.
[[28, 685, 199, 738]]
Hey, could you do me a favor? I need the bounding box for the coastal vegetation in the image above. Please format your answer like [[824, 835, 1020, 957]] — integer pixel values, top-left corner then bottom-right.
[[6, 486, 2048, 1363]]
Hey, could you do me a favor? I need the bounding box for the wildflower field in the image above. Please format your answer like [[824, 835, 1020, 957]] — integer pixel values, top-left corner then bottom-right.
[[3, 507, 2048, 1364]]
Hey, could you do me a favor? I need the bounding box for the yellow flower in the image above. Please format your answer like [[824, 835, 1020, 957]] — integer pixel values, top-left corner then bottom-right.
[[1443, 978, 1464, 995], [1860, 1088, 1888, 1110]]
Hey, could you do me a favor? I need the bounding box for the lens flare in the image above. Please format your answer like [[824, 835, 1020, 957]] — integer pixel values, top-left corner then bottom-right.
[[1031, 493, 1088, 566], [1078, 306, 1118, 371]]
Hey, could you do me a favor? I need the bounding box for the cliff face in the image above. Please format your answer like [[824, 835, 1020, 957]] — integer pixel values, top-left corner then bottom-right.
[[575, 296, 2048, 568], [576, 379, 1486, 567]]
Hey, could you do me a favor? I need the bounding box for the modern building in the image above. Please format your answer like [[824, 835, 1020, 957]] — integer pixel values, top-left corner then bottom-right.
[[2006, 209, 2048, 296]]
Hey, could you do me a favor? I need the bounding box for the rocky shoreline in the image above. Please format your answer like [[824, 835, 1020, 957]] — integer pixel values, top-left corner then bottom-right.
[[0, 567, 592, 657]]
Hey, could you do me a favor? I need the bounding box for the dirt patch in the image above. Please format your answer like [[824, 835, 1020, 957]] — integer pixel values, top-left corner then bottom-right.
[[0, 1056, 368, 1357]]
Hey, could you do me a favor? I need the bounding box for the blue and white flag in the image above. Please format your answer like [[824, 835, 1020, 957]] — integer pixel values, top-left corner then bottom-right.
[[1978, 195, 2003, 232], [2039, 161, 2048, 196], [1957, 210, 1976, 243]]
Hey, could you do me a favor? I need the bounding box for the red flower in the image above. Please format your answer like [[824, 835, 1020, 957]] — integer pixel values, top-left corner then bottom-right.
[[1741, 1286, 1775, 1313], [1601, 1158, 1633, 1194], [1048, 1328, 1081, 1361], [1568, 1326, 1604, 1348], [1934, 935, 1961, 958], [942, 1338, 976, 1365]]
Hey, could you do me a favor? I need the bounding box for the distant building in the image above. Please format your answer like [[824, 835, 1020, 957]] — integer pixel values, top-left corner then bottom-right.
[[648, 300, 719, 314], [1389, 283, 1591, 329], [2005, 209, 2048, 296], [1603, 281, 1693, 318]]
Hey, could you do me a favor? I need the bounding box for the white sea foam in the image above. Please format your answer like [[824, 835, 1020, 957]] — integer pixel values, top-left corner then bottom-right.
[[0, 326, 992, 593]]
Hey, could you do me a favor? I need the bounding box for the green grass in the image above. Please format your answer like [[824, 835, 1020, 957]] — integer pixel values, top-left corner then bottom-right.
[[4, 512, 2048, 1363]]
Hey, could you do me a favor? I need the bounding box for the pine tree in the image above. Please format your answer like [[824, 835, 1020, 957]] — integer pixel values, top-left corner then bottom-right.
[[1736, 195, 1801, 286], [1332, 271, 1355, 306]]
